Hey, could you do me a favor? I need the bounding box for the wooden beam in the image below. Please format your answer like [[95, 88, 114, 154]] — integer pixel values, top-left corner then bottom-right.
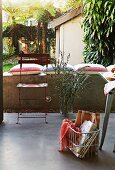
[[0, 0, 3, 124]]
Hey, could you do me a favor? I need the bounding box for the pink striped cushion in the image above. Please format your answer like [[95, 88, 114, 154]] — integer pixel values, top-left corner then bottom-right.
[[9, 64, 43, 75], [74, 64, 107, 72]]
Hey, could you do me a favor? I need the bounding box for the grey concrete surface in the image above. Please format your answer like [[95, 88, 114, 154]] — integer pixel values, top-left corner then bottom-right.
[[0, 113, 115, 170]]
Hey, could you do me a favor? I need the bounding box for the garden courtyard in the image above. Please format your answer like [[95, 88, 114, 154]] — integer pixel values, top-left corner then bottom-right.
[[0, 0, 115, 169]]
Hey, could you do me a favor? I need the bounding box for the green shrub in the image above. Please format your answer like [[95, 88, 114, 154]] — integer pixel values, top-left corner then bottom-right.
[[82, 0, 115, 66], [54, 53, 89, 114], [3, 38, 15, 61], [3, 63, 16, 72]]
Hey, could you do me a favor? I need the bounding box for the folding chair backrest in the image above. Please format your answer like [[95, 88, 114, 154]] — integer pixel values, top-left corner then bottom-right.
[[18, 53, 50, 66]]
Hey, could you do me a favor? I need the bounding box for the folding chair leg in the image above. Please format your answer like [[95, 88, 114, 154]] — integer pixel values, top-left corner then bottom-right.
[[16, 113, 20, 124], [45, 113, 48, 124], [113, 143, 115, 153]]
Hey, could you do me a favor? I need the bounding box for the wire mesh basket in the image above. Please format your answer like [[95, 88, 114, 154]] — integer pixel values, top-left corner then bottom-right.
[[67, 126, 100, 158]]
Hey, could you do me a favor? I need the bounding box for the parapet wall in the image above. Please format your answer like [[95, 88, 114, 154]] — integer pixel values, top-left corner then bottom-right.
[[3, 73, 115, 113]]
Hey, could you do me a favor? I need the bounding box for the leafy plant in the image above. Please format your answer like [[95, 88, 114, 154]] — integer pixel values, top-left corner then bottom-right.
[[54, 52, 89, 115], [82, 0, 115, 66], [3, 38, 15, 60], [3, 63, 16, 72], [3, 1, 60, 54], [64, 0, 83, 10]]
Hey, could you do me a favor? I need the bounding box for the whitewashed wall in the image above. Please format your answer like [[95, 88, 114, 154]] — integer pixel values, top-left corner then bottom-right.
[[55, 15, 84, 65]]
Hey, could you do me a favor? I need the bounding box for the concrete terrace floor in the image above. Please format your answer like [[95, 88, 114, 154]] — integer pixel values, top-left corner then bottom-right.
[[0, 112, 115, 170]]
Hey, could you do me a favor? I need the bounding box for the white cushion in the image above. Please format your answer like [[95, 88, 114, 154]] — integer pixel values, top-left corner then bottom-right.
[[106, 65, 115, 72], [9, 64, 43, 75], [43, 64, 74, 72], [74, 64, 107, 72]]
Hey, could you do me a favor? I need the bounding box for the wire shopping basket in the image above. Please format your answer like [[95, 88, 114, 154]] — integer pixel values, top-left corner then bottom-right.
[[67, 126, 100, 158]]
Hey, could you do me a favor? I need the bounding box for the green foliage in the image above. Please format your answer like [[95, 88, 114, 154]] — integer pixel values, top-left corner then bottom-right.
[[3, 5, 30, 27], [59, 71, 88, 114], [64, 0, 82, 11], [3, 63, 16, 72], [54, 53, 89, 114], [28, 2, 58, 53], [82, 0, 115, 66], [2, 1, 59, 55], [30, 2, 57, 22], [3, 38, 15, 59], [47, 28, 56, 54], [3, 1, 59, 27]]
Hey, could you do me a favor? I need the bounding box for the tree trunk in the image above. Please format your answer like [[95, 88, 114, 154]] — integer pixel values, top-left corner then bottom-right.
[[12, 34, 19, 54], [36, 22, 48, 54], [42, 22, 47, 53], [37, 22, 43, 53]]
